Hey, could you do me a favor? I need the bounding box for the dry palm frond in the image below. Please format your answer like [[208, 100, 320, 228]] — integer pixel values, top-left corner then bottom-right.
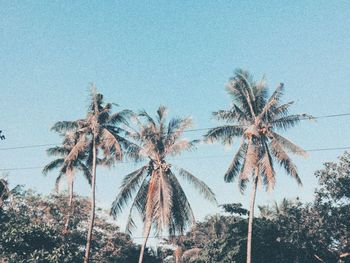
[[111, 106, 216, 242]]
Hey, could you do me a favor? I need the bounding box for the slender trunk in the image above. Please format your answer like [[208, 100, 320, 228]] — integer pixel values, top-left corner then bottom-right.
[[246, 171, 258, 263], [84, 139, 97, 263], [138, 222, 152, 263], [174, 246, 183, 263], [63, 173, 74, 234]]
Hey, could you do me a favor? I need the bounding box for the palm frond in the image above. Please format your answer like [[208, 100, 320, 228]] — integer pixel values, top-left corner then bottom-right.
[[46, 146, 70, 157], [76, 160, 92, 185], [42, 159, 65, 175], [176, 167, 217, 204], [156, 106, 168, 124], [168, 170, 196, 235], [124, 175, 150, 234], [54, 172, 65, 193], [166, 139, 198, 156], [269, 101, 294, 119], [258, 83, 284, 119], [238, 176, 249, 194], [51, 121, 79, 133], [270, 131, 307, 157], [271, 114, 313, 130], [204, 125, 244, 144], [165, 117, 193, 146], [111, 166, 148, 216], [225, 72, 253, 117], [270, 139, 302, 185], [109, 109, 135, 126], [224, 141, 247, 182], [259, 143, 275, 191], [144, 173, 159, 236], [213, 105, 249, 123], [240, 140, 257, 181], [235, 70, 257, 117], [154, 170, 172, 232], [139, 110, 156, 128], [101, 128, 122, 159], [64, 134, 88, 163]]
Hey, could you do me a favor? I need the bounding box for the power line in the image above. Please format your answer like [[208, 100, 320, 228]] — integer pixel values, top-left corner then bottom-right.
[[1, 145, 350, 172], [0, 143, 56, 151], [0, 111, 350, 152], [311, 112, 350, 119]]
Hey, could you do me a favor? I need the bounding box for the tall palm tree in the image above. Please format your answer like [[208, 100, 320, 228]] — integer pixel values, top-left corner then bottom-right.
[[111, 106, 217, 263], [53, 87, 134, 263], [204, 69, 311, 263], [43, 131, 92, 233]]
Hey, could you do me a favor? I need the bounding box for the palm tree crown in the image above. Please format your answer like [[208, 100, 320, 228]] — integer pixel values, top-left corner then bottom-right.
[[111, 106, 217, 263], [43, 131, 91, 192], [112, 106, 217, 235], [205, 69, 311, 191], [51, 89, 134, 165]]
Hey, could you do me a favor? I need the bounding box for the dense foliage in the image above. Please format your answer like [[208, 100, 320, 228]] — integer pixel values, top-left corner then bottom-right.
[[0, 190, 160, 263], [164, 152, 350, 263]]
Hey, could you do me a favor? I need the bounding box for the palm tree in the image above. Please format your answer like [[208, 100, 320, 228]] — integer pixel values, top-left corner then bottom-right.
[[53, 87, 134, 263], [204, 69, 311, 263], [43, 131, 92, 233], [111, 106, 217, 263], [259, 198, 297, 220]]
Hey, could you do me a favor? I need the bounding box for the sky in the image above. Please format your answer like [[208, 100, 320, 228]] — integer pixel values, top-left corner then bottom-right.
[[1, 0, 350, 241]]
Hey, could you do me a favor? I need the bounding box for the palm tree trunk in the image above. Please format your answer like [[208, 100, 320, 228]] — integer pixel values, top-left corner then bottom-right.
[[138, 222, 152, 263], [246, 170, 258, 263], [63, 175, 74, 234], [174, 246, 183, 263], [84, 140, 97, 263], [63, 171, 74, 233]]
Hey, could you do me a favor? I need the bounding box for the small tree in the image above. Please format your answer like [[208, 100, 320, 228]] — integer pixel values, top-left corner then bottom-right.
[[43, 131, 92, 233]]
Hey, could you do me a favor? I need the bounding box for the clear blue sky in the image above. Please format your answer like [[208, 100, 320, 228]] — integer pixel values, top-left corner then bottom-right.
[[1, 1, 350, 236]]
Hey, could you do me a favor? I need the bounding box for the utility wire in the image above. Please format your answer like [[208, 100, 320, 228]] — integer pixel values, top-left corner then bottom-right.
[[0, 143, 57, 151], [0, 111, 350, 152], [1, 145, 350, 172]]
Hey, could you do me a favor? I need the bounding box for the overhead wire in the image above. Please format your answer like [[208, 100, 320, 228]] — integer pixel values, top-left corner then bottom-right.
[[1, 145, 350, 172], [0, 111, 350, 151]]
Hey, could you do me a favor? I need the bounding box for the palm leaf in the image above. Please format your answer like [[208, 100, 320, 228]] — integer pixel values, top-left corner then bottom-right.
[[168, 170, 196, 234], [271, 114, 313, 130], [54, 172, 65, 192], [259, 143, 275, 191], [204, 125, 244, 144], [270, 131, 307, 157], [166, 139, 198, 156], [258, 83, 284, 120], [111, 166, 148, 216], [224, 141, 247, 182], [46, 146, 70, 157], [51, 121, 80, 133], [42, 159, 65, 175], [270, 139, 302, 185], [176, 167, 217, 204]]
